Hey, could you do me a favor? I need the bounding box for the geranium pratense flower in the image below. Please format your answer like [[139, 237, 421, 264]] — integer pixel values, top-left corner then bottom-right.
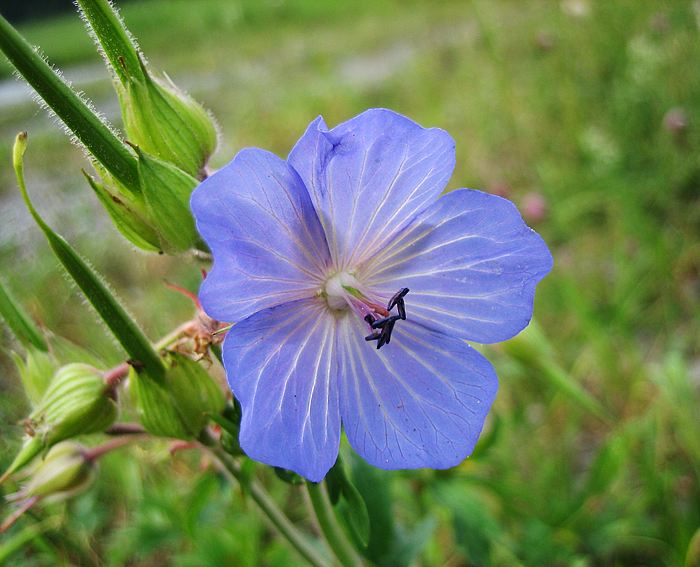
[[191, 109, 552, 482]]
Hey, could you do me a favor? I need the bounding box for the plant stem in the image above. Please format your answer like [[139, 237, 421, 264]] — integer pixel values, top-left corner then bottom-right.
[[198, 430, 330, 567], [307, 481, 363, 567], [0, 14, 139, 188]]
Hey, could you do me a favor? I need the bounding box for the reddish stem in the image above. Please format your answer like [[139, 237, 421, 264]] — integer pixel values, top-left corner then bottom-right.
[[103, 362, 130, 389], [0, 496, 38, 533], [82, 435, 147, 462]]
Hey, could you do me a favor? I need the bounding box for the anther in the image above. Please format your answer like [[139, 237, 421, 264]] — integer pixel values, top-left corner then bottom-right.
[[387, 288, 409, 311], [363, 287, 409, 350], [376, 319, 397, 349], [370, 314, 401, 329]]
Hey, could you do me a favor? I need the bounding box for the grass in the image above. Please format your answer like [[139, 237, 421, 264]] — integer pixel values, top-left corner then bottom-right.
[[1, 0, 699, 565]]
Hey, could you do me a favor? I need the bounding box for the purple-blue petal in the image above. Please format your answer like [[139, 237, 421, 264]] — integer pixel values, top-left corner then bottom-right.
[[337, 316, 498, 470], [190, 149, 331, 323], [362, 189, 553, 344], [222, 299, 340, 482], [288, 109, 455, 269]]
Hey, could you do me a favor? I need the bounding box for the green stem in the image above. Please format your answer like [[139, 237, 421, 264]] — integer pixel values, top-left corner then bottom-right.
[[199, 431, 330, 567], [13, 132, 165, 380], [75, 0, 143, 85], [307, 481, 363, 567], [0, 13, 139, 189]]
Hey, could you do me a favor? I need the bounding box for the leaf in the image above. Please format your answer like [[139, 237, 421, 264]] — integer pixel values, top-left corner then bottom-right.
[[326, 457, 370, 548], [0, 14, 138, 189], [13, 132, 164, 380], [0, 279, 47, 351], [348, 451, 396, 564], [435, 483, 502, 567], [389, 517, 436, 567]]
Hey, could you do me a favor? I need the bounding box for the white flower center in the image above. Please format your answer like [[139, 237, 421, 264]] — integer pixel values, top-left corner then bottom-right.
[[323, 271, 361, 311]]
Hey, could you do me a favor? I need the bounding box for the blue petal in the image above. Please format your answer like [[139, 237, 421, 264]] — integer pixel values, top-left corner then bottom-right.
[[223, 299, 341, 482], [362, 189, 553, 344], [288, 109, 455, 269], [191, 149, 331, 323], [337, 316, 498, 470]]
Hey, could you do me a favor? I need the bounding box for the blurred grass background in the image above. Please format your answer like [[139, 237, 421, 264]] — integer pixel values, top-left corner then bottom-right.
[[0, 0, 699, 565]]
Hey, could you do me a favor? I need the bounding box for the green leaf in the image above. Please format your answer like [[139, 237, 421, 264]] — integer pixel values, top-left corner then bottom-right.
[[12, 132, 164, 380], [0, 13, 139, 189], [348, 452, 396, 564], [435, 483, 502, 566], [389, 517, 436, 567], [0, 279, 48, 351], [326, 457, 370, 548]]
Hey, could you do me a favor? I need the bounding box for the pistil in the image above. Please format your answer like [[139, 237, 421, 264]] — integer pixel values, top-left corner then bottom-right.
[[323, 273, 409, 349]]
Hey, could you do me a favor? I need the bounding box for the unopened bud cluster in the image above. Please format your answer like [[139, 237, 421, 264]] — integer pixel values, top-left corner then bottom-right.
[[2, 363, 117, 482]]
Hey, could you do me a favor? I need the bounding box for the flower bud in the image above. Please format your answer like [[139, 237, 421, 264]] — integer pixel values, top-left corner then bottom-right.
[[118, 61, 217, 179], [85, 149, 201, 254], [131, 353, 225, 439], [84, 169, 162, 252], [23, 442, 95, 502], [1, 363, 117, 482], [134, 147, 201, 253]]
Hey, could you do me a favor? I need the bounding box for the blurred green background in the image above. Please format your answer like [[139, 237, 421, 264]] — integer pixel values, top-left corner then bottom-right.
[[1, 0, 699, 565]]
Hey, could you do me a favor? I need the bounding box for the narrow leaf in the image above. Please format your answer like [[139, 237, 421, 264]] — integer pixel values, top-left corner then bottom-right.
[[0, 279, 48, 351], [0, 13, 139, 188], [13, 132, 164, 379]]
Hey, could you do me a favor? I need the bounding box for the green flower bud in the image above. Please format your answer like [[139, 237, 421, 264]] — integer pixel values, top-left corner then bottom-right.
[[133, 147, 201, 253], [131, 353, 225, 439], [85, 148, 200, 254], [118, 60, 217, 178], [23, 442, 94, 502], [1, 363, 117, 482], [83, 169, 161, 252]]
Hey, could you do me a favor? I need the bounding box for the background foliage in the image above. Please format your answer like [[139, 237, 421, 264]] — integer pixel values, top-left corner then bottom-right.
[[1, 0, 698, 565]]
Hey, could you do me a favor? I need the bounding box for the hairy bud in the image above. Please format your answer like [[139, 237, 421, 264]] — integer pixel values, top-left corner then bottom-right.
[[1, 363, 117, 482], [131, 353, 225, 439], [23, 442, 95, 502], [118, 63, 218, 178]]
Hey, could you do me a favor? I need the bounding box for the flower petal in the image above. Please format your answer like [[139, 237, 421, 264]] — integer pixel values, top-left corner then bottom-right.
[[288, 109, 455, 269], [363, 189, 553, 344], [337, 316, 498, 470], [223, 299, 340, 482], [190, 149, 331, 323]]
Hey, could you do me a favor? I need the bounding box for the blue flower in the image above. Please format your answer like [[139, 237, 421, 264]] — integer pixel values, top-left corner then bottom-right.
[[191, 109, 552, 482]]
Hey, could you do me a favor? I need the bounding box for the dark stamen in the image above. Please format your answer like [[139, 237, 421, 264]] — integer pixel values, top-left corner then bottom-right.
[[371, 314, 401, 329], [376, 319, 397, 349], [396, 298, 406, 320], [364, 287, 410, 350], [387, 288, 409, 311]]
